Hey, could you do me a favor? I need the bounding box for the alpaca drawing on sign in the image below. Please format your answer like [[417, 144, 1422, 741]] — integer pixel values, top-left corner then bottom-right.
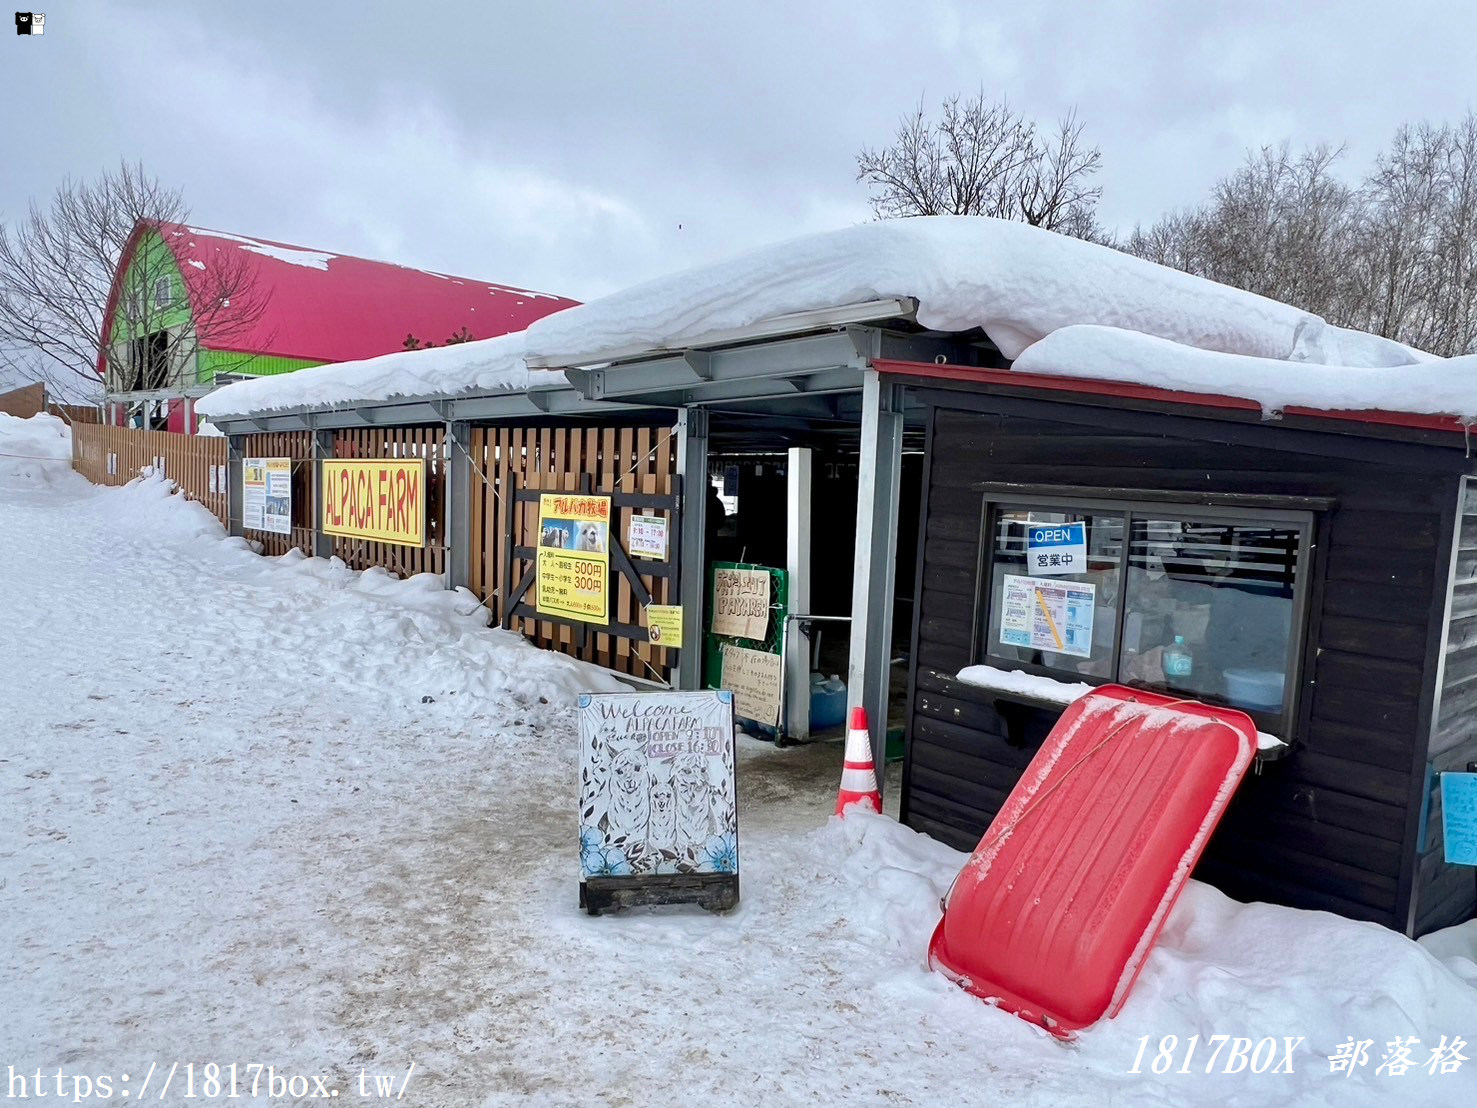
[[646, 762, 678, 857], [604, 745, 650, 852], [674, 754, 715, 858]]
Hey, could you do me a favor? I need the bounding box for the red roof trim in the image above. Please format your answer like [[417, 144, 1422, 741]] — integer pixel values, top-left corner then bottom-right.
[[874, 358, 1471, 437]]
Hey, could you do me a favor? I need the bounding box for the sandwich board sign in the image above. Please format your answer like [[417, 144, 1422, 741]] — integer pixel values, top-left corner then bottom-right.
[[578, 690, 739, 915]]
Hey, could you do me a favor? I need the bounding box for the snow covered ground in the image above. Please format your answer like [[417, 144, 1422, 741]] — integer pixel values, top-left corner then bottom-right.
[[4, 414, 1477, 1107]]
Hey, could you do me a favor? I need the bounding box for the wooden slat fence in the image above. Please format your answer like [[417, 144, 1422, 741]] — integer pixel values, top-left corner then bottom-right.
[[331, 426, 448, 578], [0, 382, 103, 424], [71, 423, 228, 524], [465, 422, 679, 682]]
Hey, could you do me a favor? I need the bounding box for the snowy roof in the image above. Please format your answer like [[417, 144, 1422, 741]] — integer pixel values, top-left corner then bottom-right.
[[201, 215, 1477, 426], [103, 221, 579, 371], [521, 217, 1426, 370], [196, 330, 567, 419]]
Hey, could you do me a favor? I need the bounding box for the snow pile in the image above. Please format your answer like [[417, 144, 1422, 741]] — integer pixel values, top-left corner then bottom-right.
[[97, 472, 626, 703], [956, 662, 1094, 705], [829, 810, 1477, 1104], [196, 330, 563, 420], [0, 412, 83, 491], [1016, 324, 1477, 420], [523, 216, 1421, 369]]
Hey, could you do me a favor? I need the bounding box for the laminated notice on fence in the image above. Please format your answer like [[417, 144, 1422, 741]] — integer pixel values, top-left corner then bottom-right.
[[536, 493, 611, 625], [712, 567, 771, 640], [243, 457, 291, 536], [627, 514, 669, 560], [722, 644, 783, 728], [999, 574, 1095, 659], [645, 604, 683, 646]]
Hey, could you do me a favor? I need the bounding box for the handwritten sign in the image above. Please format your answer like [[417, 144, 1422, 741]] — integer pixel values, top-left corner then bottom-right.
[[712, 566, 771, 640], [723, 644, 783, 728], [1441, 772, 1477, 866], [578, 691, 738, 882]]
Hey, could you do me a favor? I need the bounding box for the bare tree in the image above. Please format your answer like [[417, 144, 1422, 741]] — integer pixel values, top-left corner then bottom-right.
[[0, 162, 268, 402], [1125, 114, 1477, 358], [857, 93, 1105, 236], [1125, 143, 1362, 327]]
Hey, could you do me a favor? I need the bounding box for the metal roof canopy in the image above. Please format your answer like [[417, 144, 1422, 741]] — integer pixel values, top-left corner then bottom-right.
[[208, 311, 988, 435]]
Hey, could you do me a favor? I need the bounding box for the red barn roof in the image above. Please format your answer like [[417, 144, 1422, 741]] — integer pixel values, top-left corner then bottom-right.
[[100, 221, 578, 373]]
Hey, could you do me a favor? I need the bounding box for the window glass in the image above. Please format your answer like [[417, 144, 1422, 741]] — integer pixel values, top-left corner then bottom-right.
[[1118, 517, 1298, 713], [985, 509, 1123, 678], [154, 276, 172, 307]]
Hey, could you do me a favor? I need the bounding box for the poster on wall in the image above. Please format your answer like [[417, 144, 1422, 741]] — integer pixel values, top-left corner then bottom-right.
[[536, 493, 612, 625], [578, 690, 739, 914], [243, 457, 291, 536], [320, 459, 425, 546], [999, 574, 1095, 659], [722, 644, 783, 728], [711, 566, 771, 640]]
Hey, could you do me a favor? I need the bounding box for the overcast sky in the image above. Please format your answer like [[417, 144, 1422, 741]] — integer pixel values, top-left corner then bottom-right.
[[4, 1, 1477, 302]]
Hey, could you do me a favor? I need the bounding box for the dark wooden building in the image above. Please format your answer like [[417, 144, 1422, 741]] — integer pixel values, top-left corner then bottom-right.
[[886, 361, 1477, 937]]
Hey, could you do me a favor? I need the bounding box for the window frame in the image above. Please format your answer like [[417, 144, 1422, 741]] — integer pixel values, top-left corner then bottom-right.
[[154, 275, 173, 308], [971, 486, 1318, 743]]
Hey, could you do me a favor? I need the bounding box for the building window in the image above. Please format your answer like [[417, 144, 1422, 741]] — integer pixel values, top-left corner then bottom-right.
[[154, 276, 172, 307], [977, 491, 1315, 739]]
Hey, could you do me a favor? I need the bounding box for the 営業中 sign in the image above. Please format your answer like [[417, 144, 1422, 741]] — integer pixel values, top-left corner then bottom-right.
[[627, 514, 669, 560], [578, 689, 739, 914], [1026, 520, 1087, 576], [711, 566, 770, 640], [999, 574, 1095, 658], [320, 459, 425, 546], [536, 493, 611, 625], [244, 457, 292, 536]]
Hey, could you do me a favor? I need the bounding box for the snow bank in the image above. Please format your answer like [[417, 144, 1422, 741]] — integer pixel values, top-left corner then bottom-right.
[[95, 473, 627, 703], [523, 216, 1420, 368], [831, 809, 1477, 1103], [196, 330, 564, 420], [0, 412, 85, 492], [1015, 324, 1477, 420]]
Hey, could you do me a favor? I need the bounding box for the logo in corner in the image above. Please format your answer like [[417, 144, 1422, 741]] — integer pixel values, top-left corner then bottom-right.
[[14, 11, 41, 34]]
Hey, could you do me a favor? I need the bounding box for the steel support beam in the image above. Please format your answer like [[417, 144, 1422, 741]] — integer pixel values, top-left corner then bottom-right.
[[444, 420, 473, 589], [226, 436, 244, 539], [847, 370, 903, 786], [311, 427, 334, 559], [676, 407, 709, 690], [785, 447, 813, 741]]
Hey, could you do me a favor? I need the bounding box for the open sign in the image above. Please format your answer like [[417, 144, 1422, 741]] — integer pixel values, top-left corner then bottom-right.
[[1026, 520, 1087, 577]]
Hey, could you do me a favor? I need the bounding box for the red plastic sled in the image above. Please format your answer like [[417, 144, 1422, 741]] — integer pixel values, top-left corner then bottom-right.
[[927, 685, 1257, 1038]]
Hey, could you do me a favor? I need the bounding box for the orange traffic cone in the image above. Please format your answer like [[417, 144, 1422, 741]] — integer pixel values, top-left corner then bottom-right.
[[836, 706, 883, 816]]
